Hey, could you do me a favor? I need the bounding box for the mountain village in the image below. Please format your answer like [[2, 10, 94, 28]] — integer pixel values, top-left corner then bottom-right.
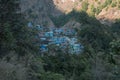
[[28, 22, 84, 54]]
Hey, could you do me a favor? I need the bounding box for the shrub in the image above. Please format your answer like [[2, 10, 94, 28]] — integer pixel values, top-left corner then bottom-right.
[[111, 2, 117, 7], [81, 1, 89, 11]]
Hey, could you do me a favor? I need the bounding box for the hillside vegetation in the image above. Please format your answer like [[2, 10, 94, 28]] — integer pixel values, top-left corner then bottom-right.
[[0, 0, 120, 80]]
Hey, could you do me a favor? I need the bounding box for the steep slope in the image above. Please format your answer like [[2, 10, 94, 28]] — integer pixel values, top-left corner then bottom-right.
[[53, 0, 120, 25], [20, 0, 120, 26], [20, 0, 63, 27]]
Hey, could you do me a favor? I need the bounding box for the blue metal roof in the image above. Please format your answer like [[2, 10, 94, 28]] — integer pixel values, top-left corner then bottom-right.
[[28, 22, 33, 27]]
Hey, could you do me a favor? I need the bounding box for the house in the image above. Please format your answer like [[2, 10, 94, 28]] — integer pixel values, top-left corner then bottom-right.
[[40, 44, 48, 52], [73, 44, 81, 52], [28, 22, 33, 27], [41, 38, 50, 44], [70, 38, 77, 45], [48, 36, 70, 48], [54, 28, 63, 35], [51, 37, 61, 44], [66, 29, 76, 35], [45, 31, 54, 37], [36, 25, 43, 30], [40, 37, 46, 41], [62, 28, 76, 36], [60, 37, 67, 43], [62, 29, 70, 35], [64, 37, 71, 42], [51, 37, 60, 44]]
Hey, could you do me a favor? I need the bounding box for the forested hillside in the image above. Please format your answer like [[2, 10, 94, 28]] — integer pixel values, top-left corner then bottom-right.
[[0, 0, 120, 80]]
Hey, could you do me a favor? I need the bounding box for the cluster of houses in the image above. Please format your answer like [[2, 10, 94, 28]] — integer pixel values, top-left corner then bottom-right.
[[28, 22, 83, 54]]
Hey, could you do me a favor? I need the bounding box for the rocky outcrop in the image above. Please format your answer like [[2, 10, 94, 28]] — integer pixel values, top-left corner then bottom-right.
[[20, 0, 120, 26]]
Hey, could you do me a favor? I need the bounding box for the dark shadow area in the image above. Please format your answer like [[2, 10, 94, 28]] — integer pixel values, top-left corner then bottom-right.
[[50, 10, 101, 27], [20, 0, 64, 25], [112, 19, 120, 38]]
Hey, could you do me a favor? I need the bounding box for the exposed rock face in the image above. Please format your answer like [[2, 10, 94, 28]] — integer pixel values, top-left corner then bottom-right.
[[20, 0, 120, 26], [97, 8, 120, 25], [53, 0, 120, 25], [53, 0, 79, 13]]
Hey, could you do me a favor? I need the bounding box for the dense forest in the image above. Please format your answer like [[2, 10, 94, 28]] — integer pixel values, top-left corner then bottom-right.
[[0, 0, 120, 80]]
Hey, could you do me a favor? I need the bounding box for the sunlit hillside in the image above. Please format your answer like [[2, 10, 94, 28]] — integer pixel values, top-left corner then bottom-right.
[[21, 0, 120, 26]]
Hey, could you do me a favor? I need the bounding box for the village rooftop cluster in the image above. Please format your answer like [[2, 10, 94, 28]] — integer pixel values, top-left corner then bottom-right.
[[28, 22, 84, 54]]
